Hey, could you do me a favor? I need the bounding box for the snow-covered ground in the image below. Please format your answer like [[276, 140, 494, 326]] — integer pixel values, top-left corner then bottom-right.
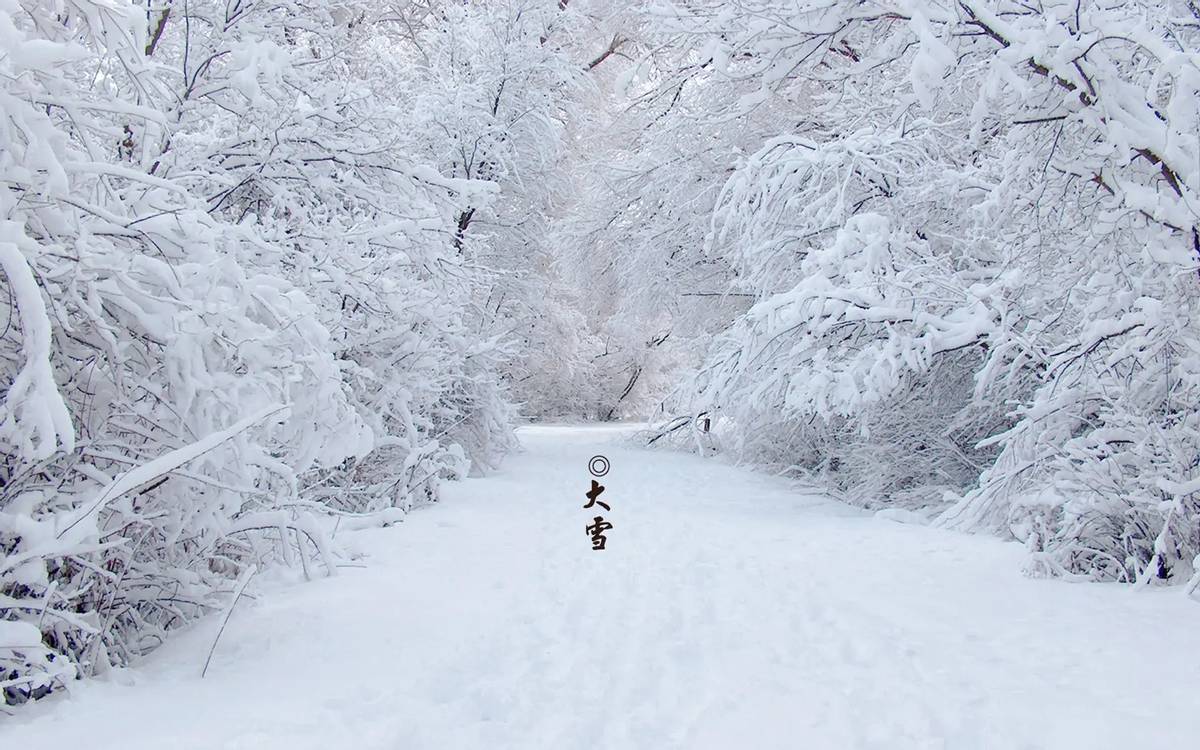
[[5, 424, 1199, 749]]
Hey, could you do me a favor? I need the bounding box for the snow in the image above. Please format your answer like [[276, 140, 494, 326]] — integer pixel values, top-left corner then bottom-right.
[[5, 424, 1198, 749], [0, 222, 75, 461], [55, 404, 288, 544]]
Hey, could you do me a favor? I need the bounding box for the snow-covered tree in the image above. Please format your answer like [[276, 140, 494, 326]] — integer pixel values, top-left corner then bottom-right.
[[0, 0, 544, 704], [625, 0, 1200, 584], [377, 0, 600, 419]]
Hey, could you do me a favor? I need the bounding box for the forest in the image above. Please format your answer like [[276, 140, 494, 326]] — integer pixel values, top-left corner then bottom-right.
[[2, 0, 1199, 725]]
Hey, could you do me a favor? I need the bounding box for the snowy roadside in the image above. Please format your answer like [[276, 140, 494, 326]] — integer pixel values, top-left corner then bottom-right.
[[3, 425, 1198, 749]]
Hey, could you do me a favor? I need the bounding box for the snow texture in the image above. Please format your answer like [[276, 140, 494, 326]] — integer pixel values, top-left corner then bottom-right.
[[3, 0, 1199, 724], [3, 425, 1198, 748]]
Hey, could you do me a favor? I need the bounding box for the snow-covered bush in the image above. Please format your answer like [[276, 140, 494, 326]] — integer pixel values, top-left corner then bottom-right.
[[635, 0, 1200, 584], [1, 0, 583, 705], [1, 0, 360, 699]]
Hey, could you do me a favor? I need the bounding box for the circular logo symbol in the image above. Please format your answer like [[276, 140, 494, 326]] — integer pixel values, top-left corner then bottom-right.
[[588, 455, 610, 477]]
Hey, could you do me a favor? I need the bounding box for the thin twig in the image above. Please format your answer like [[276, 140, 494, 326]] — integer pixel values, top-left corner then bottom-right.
[[200, 564, 256, 678]]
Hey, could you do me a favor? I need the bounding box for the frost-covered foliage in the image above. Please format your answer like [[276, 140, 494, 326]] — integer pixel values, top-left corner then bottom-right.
[[621, 0, 1200, 585], [378, 1, 598, 423], [550, 5, 773, 420], [0, 0, 580, 705]]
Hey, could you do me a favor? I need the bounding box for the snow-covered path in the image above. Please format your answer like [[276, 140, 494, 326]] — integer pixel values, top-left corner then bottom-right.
[[6, 424, 1200, 749]]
